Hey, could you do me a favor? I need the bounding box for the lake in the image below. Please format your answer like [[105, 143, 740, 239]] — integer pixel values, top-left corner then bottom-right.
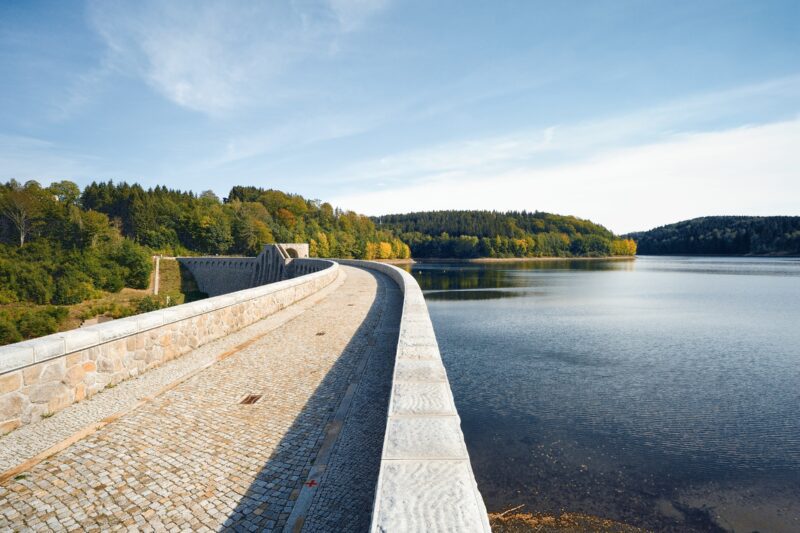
[[404, 256, 800, 532]]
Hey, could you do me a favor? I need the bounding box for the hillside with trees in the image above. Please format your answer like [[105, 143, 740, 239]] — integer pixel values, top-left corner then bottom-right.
[[375, 210, 637, 258], [0, 180, 410, 345], [627, 216, 800, 255]]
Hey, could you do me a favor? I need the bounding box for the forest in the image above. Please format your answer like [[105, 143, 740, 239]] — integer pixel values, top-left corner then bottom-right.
[[375, 210, 637, 258], [0, 180, 409, 344], [627, 216, 800, 255]]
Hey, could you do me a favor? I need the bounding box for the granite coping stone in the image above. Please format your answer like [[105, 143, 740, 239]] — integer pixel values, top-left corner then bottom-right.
[[334, 259, 490, 532], [383, 416, 469, 460]]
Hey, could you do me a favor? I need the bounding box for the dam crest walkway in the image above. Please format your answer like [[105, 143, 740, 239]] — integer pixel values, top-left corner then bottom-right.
[[0, 266, 401, 531]]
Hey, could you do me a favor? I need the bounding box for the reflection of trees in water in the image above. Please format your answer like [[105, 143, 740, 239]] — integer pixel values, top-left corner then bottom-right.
[[408, 260, 633, 291], [424, 290, 531, 301]]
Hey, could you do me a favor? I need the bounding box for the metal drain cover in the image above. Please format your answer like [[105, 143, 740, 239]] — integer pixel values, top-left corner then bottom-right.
[[240, 394, 262, 405]]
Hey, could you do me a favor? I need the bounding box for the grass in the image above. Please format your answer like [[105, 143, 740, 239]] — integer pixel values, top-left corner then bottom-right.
[[157, 258, 207, 305], [489, 507, 644, 532], [40, 411, 54, 419]]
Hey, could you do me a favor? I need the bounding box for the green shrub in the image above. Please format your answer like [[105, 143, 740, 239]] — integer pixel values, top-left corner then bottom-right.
[[0, 318, 22, 345], [53, 268, 94, 305], [16, 312, 58, 339], [113, 240, 152, 289]]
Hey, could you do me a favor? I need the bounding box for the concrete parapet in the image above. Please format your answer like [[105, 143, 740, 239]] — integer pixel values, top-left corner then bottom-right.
[[336, 260, 490, 532], [0, 259, 338, 434]]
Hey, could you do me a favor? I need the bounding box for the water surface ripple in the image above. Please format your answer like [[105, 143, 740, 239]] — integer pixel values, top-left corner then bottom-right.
[[407, 257, 800, 532]]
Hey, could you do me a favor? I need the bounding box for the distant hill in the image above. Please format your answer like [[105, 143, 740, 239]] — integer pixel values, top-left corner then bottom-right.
[[375, 210, 636, 258], [627, 216, 800, 255]]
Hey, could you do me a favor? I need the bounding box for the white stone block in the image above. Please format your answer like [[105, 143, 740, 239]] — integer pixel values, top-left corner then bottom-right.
[[63, 329, 102, 353], [384, 417, 468, 460], [396, 344, 441, 360], [394, 360, 448, 382], [0, 344, 35, 373], [136, 311, 165, 332], [29, 336, 67, 362], [95, 320, 138, 343], [372, 460, 490, 532], [390, 382, 457, 416]]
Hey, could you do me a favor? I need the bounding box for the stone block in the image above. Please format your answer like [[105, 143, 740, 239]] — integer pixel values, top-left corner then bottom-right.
[[66, 351, 86, 366], [25, 382, 70, 405], [136, 311, 165, 332], [0, 392, 27, 420], [64, 364, 87, 386], [372, 460, 490, 532], [96, 317, 138, 342], [390, 382, 457, 416], [48, 388, 74, 412], [22, 364, 42, 385], [63, 329, 101, 353], [0, 344, 34, 373], [0, 371, 22, 394], [0, 417, 21, 435], [39, 359, 67, 382], [384, 416, 469, 460], [29, 336, 67, 362], [396, 344, 441, 360], [74, 383, 86, 402], [393, 360, 447, 383]]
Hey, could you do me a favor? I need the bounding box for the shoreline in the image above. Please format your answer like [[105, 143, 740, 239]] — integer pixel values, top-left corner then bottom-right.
[[374, 256, 636, 265]]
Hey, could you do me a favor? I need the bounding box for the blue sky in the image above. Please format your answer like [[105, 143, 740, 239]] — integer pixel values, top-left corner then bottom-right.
[[1, 0, 798, 233]]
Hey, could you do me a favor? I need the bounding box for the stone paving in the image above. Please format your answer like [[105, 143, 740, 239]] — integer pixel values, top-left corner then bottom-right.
[[0, 266, 400, 532]]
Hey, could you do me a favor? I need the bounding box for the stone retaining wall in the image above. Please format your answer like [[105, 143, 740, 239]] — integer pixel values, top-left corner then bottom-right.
[[0, 260, 338, 435], [336, 260, 490, 532]]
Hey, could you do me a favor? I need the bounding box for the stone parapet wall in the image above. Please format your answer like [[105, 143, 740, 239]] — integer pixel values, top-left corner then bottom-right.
[[336, 260, 490, 532], [0, 260, 338, 435]]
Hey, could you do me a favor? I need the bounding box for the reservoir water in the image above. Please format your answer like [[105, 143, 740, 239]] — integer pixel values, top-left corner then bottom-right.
[[405, 256, 800, 532]]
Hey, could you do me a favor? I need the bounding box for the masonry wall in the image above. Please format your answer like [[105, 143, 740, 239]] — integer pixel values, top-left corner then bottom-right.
[[336, 260, 490, 532], [177, 243, 312, 297], [0, 260, 338, 435]]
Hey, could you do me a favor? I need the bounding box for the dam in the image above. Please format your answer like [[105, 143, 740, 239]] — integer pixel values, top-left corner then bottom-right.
[[0, 246, 489, 531]]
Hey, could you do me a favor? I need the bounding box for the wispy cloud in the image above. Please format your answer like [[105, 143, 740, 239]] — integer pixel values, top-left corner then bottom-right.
[[0, 135, 99, 181], [87, 0, 389, 115], [331, 117, 800, 234], [319, 75, 800, 189]]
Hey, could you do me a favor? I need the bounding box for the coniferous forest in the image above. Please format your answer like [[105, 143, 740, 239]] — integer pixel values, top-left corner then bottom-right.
[[627, 216, 800, 255], [375, 210, 637, 258]]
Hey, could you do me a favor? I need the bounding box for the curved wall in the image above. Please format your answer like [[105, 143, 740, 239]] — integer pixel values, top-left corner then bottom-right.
[[0, 260, 338, 434], [336, 260, 490, 532]]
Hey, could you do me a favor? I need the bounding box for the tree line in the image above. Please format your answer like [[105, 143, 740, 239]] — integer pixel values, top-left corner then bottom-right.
[[375, 210, 636, 258], [0, 179, 411, 344], [627, 216, 800, 255]]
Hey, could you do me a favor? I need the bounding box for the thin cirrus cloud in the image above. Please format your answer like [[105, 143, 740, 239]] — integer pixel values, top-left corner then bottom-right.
[[325, 75, 800, 233], [321, 76, 800, 188], [87, 0, 389, 115], [330, 117, 800, 234]]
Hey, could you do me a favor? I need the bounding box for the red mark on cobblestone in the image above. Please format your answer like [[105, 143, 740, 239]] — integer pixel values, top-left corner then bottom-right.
[[305, 479, 318, 488]]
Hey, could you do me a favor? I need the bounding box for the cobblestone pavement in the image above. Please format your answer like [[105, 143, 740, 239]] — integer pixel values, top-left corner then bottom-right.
[[0, 271, 346, 473], [0, 266, 400, 532], [300, 280, 400, 532]]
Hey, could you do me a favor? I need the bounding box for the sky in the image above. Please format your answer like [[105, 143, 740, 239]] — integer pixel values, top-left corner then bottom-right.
[[0, 0, 798, 234]]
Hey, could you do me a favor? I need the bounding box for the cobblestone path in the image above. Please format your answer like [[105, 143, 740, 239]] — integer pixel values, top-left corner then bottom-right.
[[0, 266, 400, 532]]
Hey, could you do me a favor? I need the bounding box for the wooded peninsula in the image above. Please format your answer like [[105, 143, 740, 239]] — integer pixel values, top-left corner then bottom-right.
[[627, 216, 800, 255]]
